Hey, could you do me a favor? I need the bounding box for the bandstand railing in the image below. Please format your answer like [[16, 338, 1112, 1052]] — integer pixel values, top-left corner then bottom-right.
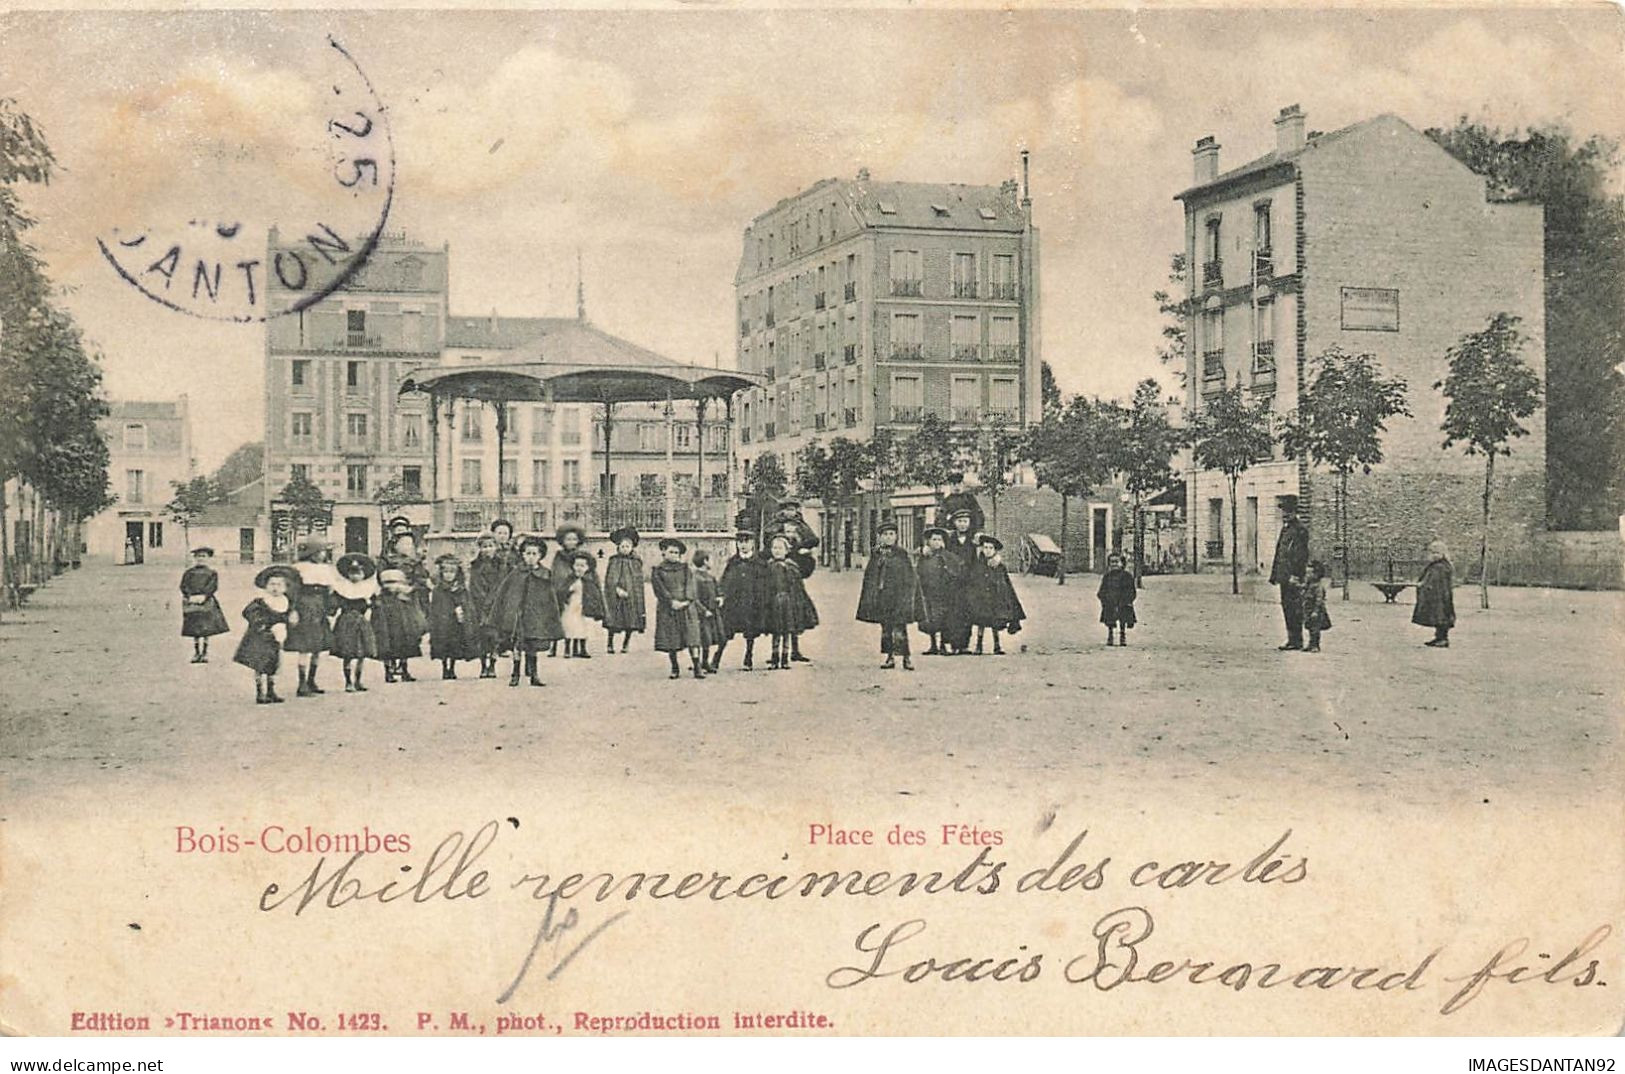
[[433, 495, 733, 535]]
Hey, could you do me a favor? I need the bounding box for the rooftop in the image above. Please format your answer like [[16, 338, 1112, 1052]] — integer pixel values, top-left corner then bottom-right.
[[1174, 115, 1381, 202], [108, 400, 186, 421], [749, 175, 1026, 233]]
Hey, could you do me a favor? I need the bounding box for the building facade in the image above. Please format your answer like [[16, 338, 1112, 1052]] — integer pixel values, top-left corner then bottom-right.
[[732, 170, 1042, 543], [85, 398, 195, 563], [1176, 107, 1545, 575], [263, 231, 447, 556]]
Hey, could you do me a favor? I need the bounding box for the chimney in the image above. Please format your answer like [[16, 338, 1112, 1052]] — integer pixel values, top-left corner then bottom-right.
[[856, 167, 870, 182], [1275, 104, 1306, 155], [1192, 135, 1220, 183]]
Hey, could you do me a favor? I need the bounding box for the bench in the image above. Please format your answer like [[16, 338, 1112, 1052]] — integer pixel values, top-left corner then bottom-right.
[[1371, 582, 1414, 603]]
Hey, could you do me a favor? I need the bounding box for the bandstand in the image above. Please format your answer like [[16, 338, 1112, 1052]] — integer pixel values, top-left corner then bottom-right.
[[399, 330, 761, 545]]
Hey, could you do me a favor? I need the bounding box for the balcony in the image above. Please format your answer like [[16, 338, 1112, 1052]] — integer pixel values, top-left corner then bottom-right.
[[952, 344, 983, 362], [1204, 539, 1225, 558], [344, 334, 380, 348], [764, 367, 776, 384], [988, 282, 1018, 300], [1252, 340, 1277, 381], [890, 342, 923, 361], [986, 407, 1017, 424], [890, 405, 924, 423], [991, 345, 1019, 363], [764, 423, 776, 440], [843, 343, 859, 365], [843, 282, 857, 302], [813, 353, 826, 371], [890, 279, 923, 297], [952, 280, 979, 298], [951, 406, 982, 423], [1202, 349, 1226, 380], [740, 428, 753, 445], [844, 407, 857, 427], [765, 312, 776, 328], [1202, 259, 1223, 289], [1253, 248, 1274, 278], [814, 414, 827, 430], [814, 292, 826, 310]]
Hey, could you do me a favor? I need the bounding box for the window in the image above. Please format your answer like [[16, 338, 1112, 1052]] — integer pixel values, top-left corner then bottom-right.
[[711, 473, 728, 497], [532, 460, 550, 496], [1341, 287, 1400, 331], [844, 253, 858, 301], [291, 412, 314, 443], [561, 459, 581, 494], [1204, 218, 1222, 263], [346, 412, 369, 444], [402, 310, 423, 350], [402, 414, 422, 449], [638, 473, 663, 496], [1202, 309, 1225, 383], [347, 464, 368, 496], [500, 459, 519, 496], [499, 404, 518, 443], [991, 316, 1018, 361], [561, 409, 582, 445], [460, 459, 483, 496], [1207, 499, 1225, 557], [637, 423, 661, 452], [992, 254, 1016, 299], [889, 249, 923, 295], [952, 314, 980, 360], [126, 470, 144, 504], [817, 207, 825, 244], [290, 360, 309, 388], [347, 309, 367, 346], [123, 423, 147, 451], [532, 405, 553, 445], [346, 360, 363, 393], [990, 377, 1019, 420], [675, 424, 692, 450], [952, 253, 977, 297], [891, 313, 922, 359], [951, 375, 979, 422], [148, 522, 163, 549], [891, 374, 923, 422], [1254, 201, 1273, 254], [461, 403, 483, 443], [401, 467, 422, 497], [290, 463, 310, 484], [1253, 299, 1277, 378]]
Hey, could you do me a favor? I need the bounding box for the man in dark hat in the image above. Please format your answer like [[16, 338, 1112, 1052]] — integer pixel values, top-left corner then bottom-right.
[[936, 473, 985, 537], [1268, 504, 1311, 651], [857, 520, 925, 670]]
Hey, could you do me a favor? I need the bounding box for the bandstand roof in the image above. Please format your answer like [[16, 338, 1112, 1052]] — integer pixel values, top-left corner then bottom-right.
[[400, 319, 761, 404]]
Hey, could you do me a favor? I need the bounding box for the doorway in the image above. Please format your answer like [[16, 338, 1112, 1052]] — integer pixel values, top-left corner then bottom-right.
[[1091, 506, 1109, 571], [238, 527, 256, 564], [344, 516, 370, 554], [123, 521, 144, 565]]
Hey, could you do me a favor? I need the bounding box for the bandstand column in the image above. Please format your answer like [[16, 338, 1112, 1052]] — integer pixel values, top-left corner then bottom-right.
[[663, 390, 676, 534]]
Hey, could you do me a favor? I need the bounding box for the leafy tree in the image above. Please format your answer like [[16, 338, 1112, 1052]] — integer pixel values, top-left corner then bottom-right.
[[1151, 253, 1192, 386], [1111, 379, 1187, 586], [865, 427, 904, 496], [1190, 384, 1278, 595], [1039, 360, 1062, 420], [1428, 119, 1625, 530], [372, 474, 422, 530], [1026, 395, 1118, 585], [211, 441, 264, 493], [1437, 312, 1543, 610], [275, 473, 333, 541], [1280, 347, 1411, 599], [959, 416, 1025, 535], [166, 476, 227, 549], [795, 437, 871, 568], [737, 453, 788, 543], [901, 412, 957, 495]]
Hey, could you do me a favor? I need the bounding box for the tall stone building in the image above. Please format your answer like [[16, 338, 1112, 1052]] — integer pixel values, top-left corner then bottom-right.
[[85, 398, 195, 563], [1176, 107, 1545, 574], [733, 167, 1041, 548]]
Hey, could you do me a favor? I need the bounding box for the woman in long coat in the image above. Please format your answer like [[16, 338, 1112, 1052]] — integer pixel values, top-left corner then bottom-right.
[[602, 526, 648, 654], [1412, 539, 1456, 648], [179, 547, 230, 663], [284, 535, 339, 696]]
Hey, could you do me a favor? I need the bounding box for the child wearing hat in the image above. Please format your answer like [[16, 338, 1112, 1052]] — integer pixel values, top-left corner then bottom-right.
[[489, 519, 520, 573], [1413, 540, 1456, 649], [856, 520, 926, 670], [467, 533, 507, 679], [487, 536, 563, 686], [285, 534, 339, 696], [716, 531, 770, 671], [179, 546, 230, 663], [651, 538, 706, 679], [691, 549, 725, 670], [602, 526, 647, 654], [331, 553, 379, 691], [1097, 551, 1138, 647], [915, 526, 965, 656], [1301, 559, 1333, 654], [547, 522, 589, 657], [940, 511, 979, 654], [429, 553, 480, 678], [965, 534, 1026, 655], [373, 566, 428, 683], [557, 551, 606, 658], [234, 565, 299, 704], [765, 532, 818, 670]]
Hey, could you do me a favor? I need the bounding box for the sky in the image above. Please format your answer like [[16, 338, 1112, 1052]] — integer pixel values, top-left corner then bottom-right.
[[3, 5, 1622, 470]]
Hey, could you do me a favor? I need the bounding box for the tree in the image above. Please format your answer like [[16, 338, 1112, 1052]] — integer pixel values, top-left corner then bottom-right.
[[211, 441, 264, 493], [1190, 384, 1277, 595], [901, 412, 957, 495], [1039, 360, 1062, 419], [166, 476, 226, 550], [1151, 253, 1193, 387], [738, 453, 788, 543], [1280, 347, 1411, 599], [1026, 395, 1118, 585], [1111, 379, 1187, 586], [795, 437, 871, 568], [865, 427, 904, 496], [372, 474, 422, 530], [1437, 312, 1543, 610], [960, 416, 1024, 535], [1428, 119, 1625, 530], [275, 473, 333, 541]]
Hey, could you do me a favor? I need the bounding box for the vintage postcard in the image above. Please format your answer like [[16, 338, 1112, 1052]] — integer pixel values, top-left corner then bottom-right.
[[1, 3, 1622, 1044]]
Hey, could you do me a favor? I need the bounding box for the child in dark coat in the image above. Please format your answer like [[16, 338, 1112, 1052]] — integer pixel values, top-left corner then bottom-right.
[[556, 551, 606, 659], [428, 554, 479, 678], [467, 534, 507, 679], [331, 553, 379, 692], [651, 538, 706, 680], [965, 534, 1025, 655], [916, 527, 965, 656], [547, 523, 588, 657], [285, 535, 339, 696], [765, 533, 818, 670], [373, 567, 428, 682], [1097, 552, 1138, 647], [856, 520, 925, 670], [488, 536, 563, 686], [602, 527, 647, 654], [1413, 540, 1456, 648], [692, 549, 724, 670], [234, 565, 299, 704], [179, 547, 230, 663], [716, 531, 771, 671]]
